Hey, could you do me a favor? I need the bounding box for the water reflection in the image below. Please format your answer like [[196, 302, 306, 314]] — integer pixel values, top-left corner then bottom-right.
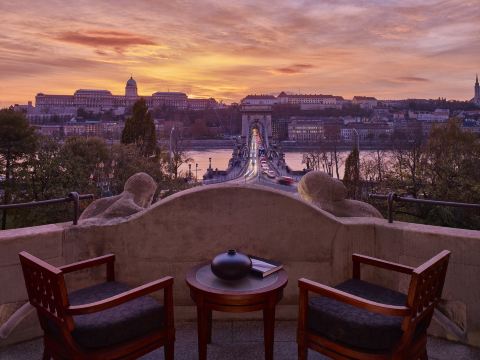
[[180, 149, 234, 177]]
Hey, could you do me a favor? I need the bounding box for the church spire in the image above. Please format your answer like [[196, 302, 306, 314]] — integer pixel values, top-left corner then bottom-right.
[[476, 73, 479, 85]]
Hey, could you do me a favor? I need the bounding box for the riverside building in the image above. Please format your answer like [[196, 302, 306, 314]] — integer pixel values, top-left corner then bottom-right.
[[241, 92, 345, 109], [28, 77, 218, 121]]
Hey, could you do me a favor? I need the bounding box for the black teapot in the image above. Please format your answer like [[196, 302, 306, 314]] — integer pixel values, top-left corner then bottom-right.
[[211, 249, 252, 280]]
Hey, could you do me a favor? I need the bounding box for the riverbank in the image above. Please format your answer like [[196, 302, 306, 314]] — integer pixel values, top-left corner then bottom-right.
[[280, 143, 393, 151], [158, 139, 236, 149], [159, 139, 396, 151]]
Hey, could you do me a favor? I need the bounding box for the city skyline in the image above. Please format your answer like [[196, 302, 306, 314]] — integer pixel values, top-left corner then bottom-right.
[[1, 0, 479, 107]]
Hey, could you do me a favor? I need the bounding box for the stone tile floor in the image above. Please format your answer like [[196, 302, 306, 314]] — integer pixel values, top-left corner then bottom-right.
[[1, 320, 479, 360]]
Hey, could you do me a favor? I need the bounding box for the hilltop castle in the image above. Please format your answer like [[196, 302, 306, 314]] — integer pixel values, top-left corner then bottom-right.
[[28, 77, 218, 122]]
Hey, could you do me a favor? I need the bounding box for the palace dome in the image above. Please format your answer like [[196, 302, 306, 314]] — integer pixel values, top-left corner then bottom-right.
[[126, 76, 137, 87]]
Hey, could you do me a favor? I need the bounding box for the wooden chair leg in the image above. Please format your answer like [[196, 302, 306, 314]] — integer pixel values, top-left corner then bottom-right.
[[298, 286, 309, 360], [164, 341, 174, 360], [298, 343, 308, 360], [42, 348, 50, 360], [420, 348, 428, 360]]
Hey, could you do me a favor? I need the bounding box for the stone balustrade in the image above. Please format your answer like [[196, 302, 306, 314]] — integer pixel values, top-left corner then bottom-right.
[[0, 184, 479, 347]]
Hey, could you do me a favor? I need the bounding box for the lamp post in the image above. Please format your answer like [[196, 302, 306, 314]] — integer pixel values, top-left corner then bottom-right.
[[352, 128, 361, 199], [208, 157, 212, 170], [188, 163, 191, 179], [352, 128, 360, 169], [352, 128, 360, 153], [169, 126, 175, 178], [195, 163, 198, 182]]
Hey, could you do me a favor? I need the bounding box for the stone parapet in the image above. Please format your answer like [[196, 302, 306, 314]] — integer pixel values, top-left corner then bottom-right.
[[0, 184, 479, 347]]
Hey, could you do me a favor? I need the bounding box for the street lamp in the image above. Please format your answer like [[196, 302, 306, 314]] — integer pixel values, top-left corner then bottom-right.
[[195, 163, 198, 181], [209, 157, 212, 169], [169, 126, 175, 177], [352, 128, 361, 198], [352, 128, 359, 153], [352, 128, 360, 166], [188, 163, 191, 179]]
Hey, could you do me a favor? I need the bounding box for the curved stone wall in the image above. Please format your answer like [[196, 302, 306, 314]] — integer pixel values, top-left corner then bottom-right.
[[1, 184, 479, 347]]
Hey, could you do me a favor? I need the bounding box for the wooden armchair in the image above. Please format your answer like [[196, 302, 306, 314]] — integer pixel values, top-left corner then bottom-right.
[[19, 251, 175, 360], [298, 250, 450, 360]]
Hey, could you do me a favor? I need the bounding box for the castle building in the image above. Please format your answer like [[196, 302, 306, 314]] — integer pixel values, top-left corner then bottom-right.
[[125, 76, 138, 98], [152, 92, 188, 109], [28, 77, 218, 121]]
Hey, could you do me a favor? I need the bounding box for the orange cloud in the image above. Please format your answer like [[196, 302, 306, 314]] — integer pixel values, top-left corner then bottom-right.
[[0, 0, 479, 107], [274, 64, 315, 74], [396, 76, 430, 83], [56, 29, 156, 52]]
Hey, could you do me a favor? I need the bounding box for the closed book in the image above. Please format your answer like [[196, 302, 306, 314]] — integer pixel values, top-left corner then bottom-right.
[[249, 255, 283, 278]]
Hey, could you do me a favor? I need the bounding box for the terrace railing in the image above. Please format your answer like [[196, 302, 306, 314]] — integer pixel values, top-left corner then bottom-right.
[[0, 192, 94, 230], [369, 192, 480, 223]]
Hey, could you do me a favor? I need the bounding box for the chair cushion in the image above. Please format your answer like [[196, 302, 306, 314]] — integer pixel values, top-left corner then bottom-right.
[[68, 281, 164, 349], [308, 279, 407, 352]]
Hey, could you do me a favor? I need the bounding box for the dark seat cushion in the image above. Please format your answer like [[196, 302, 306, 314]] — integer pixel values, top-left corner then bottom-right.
[[308, 279, 406, 352], [68, 281, 164, 349]]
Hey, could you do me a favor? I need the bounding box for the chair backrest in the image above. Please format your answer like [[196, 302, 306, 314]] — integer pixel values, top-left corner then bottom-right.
[[404, 250, 451, 336], [18, 251, 73, 332]]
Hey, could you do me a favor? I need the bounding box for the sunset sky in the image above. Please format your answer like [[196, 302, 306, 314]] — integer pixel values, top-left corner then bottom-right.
[[1, 0, 479, 107]]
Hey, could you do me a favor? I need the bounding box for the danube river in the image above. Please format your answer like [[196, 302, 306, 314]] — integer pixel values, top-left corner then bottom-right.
[[181, 149, 380, 179]]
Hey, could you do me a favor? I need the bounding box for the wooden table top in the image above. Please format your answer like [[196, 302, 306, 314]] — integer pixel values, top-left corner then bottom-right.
[[185, 262, 288, 297]]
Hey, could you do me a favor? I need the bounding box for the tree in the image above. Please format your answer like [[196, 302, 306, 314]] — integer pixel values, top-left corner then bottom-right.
[[301, 123, 343, 178], [121, 98, 157, 157], [385, 121, 426, 198], [11, 136, 71, 228], [22, 136, 63, 200], [302, 150, 334, 175], [0, 126, 198, 229], [323, 123, 342, 179], [164, 130, 192, 179], [425, 119, 480, 200], [360, 132, 391, 185], [191, 118, 210, 139], [108, 143, 164, 196], [363, 118, 480, 229], [422, 119, 480, 228], [0, 109, 37, 228], [59, 137, 110, 197], [343, 147, 360, 198]]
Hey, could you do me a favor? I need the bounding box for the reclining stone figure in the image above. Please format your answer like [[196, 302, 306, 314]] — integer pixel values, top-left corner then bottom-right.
[[298, 171, 383, 218], [79, 172, 157, 224]]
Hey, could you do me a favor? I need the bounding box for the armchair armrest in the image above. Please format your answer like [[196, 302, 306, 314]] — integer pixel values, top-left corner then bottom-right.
[[66, 276, 174, 316], [298, 278, 410, 317], [352, 253, 414, 279], [60, 254, 115, 281]]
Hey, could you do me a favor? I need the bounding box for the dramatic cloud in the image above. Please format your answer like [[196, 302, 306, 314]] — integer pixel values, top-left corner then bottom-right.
[[56, 30, 156, 52], [0, 0, 479, 106], [396, 77, 430, 83], [275, 64, 315, 74]]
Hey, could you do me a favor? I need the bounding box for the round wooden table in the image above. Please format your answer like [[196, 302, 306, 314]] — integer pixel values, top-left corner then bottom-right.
[[186, 262, 288, 360]]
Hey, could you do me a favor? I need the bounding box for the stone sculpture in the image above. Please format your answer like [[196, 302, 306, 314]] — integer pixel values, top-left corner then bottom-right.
[[79, 172, 157, 224], [298, 171, 383, 218], [0, 302, 35, 341]]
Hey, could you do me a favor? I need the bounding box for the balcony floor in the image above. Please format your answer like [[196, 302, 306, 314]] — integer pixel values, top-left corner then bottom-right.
[[1, 320, 479, 360]]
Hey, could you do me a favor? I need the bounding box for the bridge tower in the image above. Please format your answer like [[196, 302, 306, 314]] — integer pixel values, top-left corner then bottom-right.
[[241, 105, 272, 148]]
